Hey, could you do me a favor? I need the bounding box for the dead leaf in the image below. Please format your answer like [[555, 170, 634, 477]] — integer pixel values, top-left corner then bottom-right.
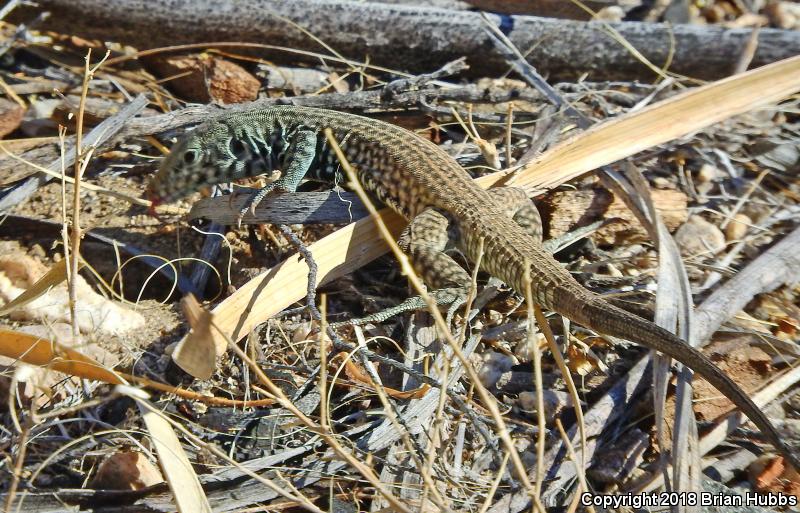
[[567, 343, 597, 376], [0, 253, 145, 336], [136, 402, 212, 513], [0, 98, 24, 139], [172, 294, 226, 380], [330, 352, 429, 400], [90, 451, 164, 490], [750, 454, 800, 499], [0, 329, 273, 407]]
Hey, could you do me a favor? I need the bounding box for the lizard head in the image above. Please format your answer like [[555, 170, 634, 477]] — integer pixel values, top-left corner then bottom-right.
[[145, 120, 242, 206]]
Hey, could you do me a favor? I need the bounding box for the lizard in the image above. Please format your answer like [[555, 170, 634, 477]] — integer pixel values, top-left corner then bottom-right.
[[146, 105, 800, 471]]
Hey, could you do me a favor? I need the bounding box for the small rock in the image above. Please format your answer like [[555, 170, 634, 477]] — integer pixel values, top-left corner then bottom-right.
[[596, 6, 624, 21], [291, 321, 313, 343], [696, 163, 722, 183], [257, 64, 330, 94], [27, 244, 46, 259], [765, 1, 800, 29], [651, 176, 672, 189], [606, 263, 623, 278], [674, 215, 726, 256], [514, 332, 545, 362], [724, 213, 751, 242], [518, 391, 538, 411], [486, 309, 503, 326], [517, 390, 573, 422], [90, 451, 163, 490], [477, 351, 514, 388], [520, 450, 537, 468]]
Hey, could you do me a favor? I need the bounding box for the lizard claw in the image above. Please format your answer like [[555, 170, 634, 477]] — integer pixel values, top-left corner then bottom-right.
[[235, 195, 260, 228], [234, 187, 272, 228]]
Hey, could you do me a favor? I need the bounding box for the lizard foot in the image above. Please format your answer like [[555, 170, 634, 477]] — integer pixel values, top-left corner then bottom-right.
[[329, 287, 467, 329], [234, 184, 285, 228]]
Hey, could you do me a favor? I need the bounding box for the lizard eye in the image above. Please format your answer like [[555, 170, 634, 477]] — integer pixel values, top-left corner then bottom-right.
[[229, 138, 248, 158], [183, 150, 198, 165]]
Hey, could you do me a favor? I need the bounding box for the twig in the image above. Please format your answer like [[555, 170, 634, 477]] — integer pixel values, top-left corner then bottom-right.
[[477, 453, 510, 513], [68, 49, 109, 340], [521, 268, 546, 499], [381, 57, 469, 100], [533, 305, 589, 479], [635, 362, 800, 494], [554, 419, 594, 513], [216, 322, 414, 513], [190, 222, 227, 293], [481, 14, 587, 127], [0, 0, 25, 21], [126, 390, 324, 513], [3, 409, 32, 512], [0, 11, 48, 59], [693, 224, 800, 344]]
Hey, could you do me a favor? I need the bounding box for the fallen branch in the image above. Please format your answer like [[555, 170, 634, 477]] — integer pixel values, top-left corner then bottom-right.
[[12, 0, 800, 80]]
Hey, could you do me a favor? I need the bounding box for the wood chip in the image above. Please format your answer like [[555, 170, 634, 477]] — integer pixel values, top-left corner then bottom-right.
[[144, 54, 260, 104], [90, 451, 164, 490], [0, 97, 24, 138]]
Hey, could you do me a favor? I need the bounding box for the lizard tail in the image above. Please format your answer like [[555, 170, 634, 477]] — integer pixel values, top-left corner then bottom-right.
[[569, 296, 800, 471]]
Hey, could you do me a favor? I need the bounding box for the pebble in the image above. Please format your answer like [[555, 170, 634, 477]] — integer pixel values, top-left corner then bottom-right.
[[724, 213, 751, 242], [696, 163, 722, 183], [28, 244, 46, 259], [477, 351, 514, 388], [674, 215, 726, 256], [513, 332, 545, 362]]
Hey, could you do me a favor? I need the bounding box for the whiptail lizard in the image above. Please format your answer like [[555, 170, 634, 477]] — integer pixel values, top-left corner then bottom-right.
[[147, 105, 799, 471]]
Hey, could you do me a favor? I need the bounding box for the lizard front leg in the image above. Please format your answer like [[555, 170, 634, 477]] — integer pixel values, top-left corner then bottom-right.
[[236, 128, 318, 226]]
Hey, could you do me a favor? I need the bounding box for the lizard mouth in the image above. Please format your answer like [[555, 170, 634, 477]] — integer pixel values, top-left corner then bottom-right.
[[144, 188, 164, 216]]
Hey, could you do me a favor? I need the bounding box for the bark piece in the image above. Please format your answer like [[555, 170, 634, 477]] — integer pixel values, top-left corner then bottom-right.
[[538, 187, 688, 246], [0, 98, 24, 138], [144, 54, 260, 104], [370, 0, 617, 19]]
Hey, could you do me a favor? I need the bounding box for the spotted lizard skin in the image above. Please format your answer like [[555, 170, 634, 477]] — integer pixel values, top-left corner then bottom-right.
[[148, 105, 798, 470]]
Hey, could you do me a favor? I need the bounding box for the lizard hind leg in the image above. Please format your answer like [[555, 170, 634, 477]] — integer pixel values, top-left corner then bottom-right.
[[331, 207, 471, 329], [333, 193, 543, 329], [488, 187, 543, 241]]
